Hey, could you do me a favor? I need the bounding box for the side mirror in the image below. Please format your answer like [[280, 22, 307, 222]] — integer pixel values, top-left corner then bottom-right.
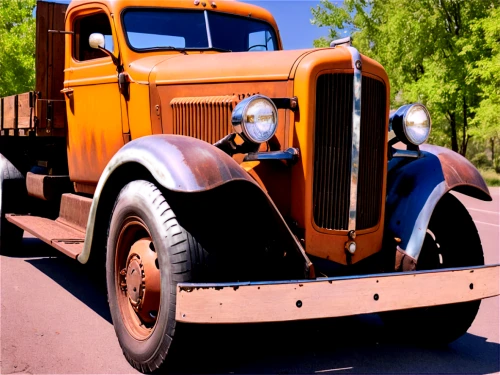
[[89, 33, 105, 49], [88, 32, 120, 66]]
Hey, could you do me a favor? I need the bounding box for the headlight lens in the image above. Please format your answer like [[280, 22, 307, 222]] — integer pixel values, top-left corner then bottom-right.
[[232, 95, 278, 143], [390, 103, 432, 146], [404, 104, 431, 145]]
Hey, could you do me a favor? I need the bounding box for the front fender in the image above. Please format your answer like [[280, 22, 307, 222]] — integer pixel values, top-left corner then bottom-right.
[[77, 135, 311, 276], [386, 145, 490, 263], [78, 135, 255, 263]]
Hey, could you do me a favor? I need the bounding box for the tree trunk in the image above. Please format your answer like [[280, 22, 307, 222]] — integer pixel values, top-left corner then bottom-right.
[[492, 137, 498, 172], [460, 96, 468, 156], [449, 111, 458, 152]]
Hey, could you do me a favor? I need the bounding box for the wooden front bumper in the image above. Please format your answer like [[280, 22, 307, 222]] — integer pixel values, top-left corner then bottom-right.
[[176, 265, 499, 324]]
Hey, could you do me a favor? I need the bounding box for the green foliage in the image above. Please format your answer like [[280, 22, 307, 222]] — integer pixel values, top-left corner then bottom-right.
[[479, 169, 500, 187], [0, 0, 36, 97], [310, 0, 499, 164]]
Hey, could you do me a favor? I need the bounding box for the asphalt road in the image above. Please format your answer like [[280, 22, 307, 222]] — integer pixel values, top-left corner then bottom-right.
[[1, 188, 499, 374]]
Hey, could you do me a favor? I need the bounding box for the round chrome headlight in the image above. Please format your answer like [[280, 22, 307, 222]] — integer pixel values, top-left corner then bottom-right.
[[231, 95, 278, 143], [391, 103, 432, 146]]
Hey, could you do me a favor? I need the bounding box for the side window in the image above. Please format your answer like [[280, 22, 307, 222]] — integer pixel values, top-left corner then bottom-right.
[[73, 13, 114, 62], [248, 30, 275, 51]]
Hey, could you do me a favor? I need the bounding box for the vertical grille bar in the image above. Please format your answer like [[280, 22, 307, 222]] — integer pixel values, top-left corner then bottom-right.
[[313, 74, 386, 231]]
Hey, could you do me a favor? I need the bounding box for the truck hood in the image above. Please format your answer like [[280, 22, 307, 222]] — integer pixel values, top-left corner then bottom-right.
[[127, 50, 315, 86]]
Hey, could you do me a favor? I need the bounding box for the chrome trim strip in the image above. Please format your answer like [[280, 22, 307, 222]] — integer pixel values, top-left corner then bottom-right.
[[405, 181, 447, 259], [392, 149, 420, 159], [346, 46, 362, 231], [204, 11, 213, 48]]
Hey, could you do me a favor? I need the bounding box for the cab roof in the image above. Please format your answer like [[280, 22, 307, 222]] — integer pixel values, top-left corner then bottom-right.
[[66, 0, 280, 39]]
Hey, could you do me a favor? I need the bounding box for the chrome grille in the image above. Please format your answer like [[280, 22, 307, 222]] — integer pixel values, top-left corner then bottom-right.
[[313, 73, 386, 230], [171, 96, 234, 144]]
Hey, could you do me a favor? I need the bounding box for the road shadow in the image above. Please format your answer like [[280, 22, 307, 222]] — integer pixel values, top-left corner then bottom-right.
[[16, 238, 112, 324], [167, 318, 500, 374], [2, 236, 61, 258], [9, 238, 500, 375]]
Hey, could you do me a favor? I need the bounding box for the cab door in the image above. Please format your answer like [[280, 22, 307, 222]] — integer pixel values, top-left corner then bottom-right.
[[65, 7, 124, 190]]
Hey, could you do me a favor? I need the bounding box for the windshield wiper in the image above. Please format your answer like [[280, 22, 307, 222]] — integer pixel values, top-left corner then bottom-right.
[[142, 46, 188, 55], [140, 46, 231, 54], [200, 47, 232, 53]]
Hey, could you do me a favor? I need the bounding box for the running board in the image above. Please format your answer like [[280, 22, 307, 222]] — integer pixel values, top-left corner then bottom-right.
[[6, 214, 84, 258], [176, 264, 500, 324], [4, 193, 91, 259]]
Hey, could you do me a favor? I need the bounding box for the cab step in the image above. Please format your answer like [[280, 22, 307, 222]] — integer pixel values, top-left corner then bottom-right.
[[6, 214, 84, 258], [5, 193, 92, 259]]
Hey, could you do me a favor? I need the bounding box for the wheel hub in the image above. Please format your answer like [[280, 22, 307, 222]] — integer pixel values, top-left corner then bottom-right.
[[126, 256, 144, 307], [120, 238, 161, 325]]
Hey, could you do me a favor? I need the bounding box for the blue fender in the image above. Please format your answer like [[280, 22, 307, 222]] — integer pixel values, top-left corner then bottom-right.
[[386, 144, 490, 263]]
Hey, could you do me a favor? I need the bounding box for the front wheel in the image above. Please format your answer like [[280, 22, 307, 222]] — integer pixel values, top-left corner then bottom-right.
[[381, 193, 484, 345], [106, 180, 206, 373]]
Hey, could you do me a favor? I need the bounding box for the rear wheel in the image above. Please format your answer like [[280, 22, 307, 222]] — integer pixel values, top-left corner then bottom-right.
[[0, 154, 25, 253], [106, 180, 206, 373], [382, 193, 484, 344]]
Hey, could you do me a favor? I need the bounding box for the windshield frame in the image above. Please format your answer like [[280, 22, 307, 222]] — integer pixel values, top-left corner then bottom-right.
[[120, 7, 279, 53]]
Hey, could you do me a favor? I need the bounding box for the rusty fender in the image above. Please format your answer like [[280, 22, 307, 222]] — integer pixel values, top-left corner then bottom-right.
[[386, 144, 491, 267], [77, 135, 311, 271]]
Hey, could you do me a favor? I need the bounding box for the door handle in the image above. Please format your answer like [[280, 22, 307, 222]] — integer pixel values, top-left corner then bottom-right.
[[60, 88, 74, 98]]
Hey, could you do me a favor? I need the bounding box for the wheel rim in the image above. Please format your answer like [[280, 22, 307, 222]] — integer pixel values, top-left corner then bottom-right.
[[115, 217, 161, 340]]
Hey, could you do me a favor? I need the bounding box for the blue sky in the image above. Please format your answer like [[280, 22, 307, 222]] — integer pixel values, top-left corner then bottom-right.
[[245, 0, 343, 50]]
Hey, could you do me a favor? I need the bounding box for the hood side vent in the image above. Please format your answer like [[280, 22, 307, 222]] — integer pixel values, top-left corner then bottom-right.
[[170, 96, 236, 144]]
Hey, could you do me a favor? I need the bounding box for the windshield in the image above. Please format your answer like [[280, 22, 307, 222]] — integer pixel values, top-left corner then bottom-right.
[[122, 9, 278, 52]]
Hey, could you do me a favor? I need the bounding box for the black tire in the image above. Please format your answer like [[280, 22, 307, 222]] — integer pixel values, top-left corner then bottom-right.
[[106, 180, 206, 373], [382, 193, 484, 345], [0, 154, 25, 253]]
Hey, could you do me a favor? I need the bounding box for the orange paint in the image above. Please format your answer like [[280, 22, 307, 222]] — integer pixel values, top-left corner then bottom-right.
[[61, 0, 391, 264]]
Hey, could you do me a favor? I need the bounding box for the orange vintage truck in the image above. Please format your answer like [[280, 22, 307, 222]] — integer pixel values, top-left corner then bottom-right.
[[0, 0, 498, 372]]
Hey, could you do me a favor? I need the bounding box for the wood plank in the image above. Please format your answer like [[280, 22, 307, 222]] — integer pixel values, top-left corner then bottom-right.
[[36, 0, 49, 131], [3, 95, 17, 129], [52, 3, 67, 130], [17, 92, 32, 129], [0, 97, 3, 130], [47, 2, 54, 109], [5, 214, 84, 259], [176, 265, 500, 323]]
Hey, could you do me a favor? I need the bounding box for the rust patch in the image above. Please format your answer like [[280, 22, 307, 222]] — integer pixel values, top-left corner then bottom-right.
[[395, 246, 417, 271]]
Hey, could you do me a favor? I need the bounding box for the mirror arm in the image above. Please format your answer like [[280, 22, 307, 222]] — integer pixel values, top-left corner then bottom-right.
[[98, 47, 120, 67]]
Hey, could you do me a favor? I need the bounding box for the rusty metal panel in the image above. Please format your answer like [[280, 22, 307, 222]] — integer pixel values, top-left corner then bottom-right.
[[170, 96, 235, 144]]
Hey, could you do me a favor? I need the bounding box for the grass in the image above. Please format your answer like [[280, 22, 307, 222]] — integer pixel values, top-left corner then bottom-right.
[[479, 169, 500, 187]]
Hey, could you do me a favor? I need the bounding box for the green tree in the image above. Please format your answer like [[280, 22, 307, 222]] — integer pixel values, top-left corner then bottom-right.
[[467, 6, 500, 171], [311, 0, 496, 156], [0, 0, 36, 97]]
